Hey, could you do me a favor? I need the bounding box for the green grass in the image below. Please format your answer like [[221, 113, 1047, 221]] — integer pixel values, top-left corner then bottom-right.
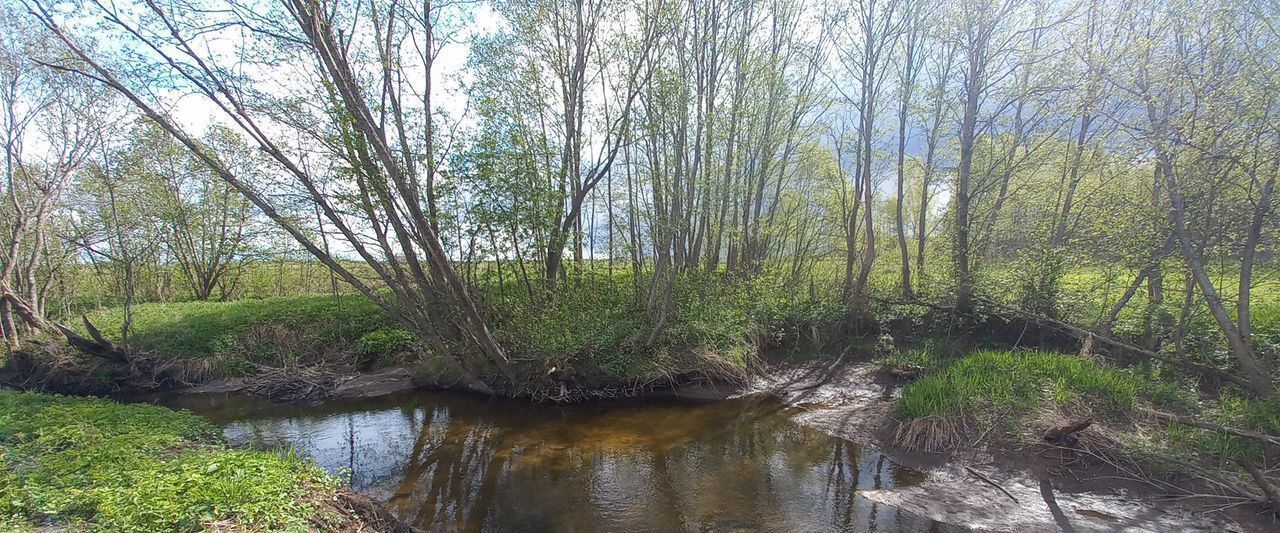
[[1141, 392, 1280, 468], [80, 294, 392, 360], [0, 391, 347, 531], [896, 349, 1139, 421], [893, 348, 1280, 487], [69, 270, 845, 385]]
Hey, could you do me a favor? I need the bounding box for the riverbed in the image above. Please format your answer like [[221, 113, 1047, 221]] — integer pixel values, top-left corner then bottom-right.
[[153, 390, 962, 532]]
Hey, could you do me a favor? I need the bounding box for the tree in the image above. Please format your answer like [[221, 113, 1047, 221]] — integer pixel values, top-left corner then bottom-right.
[[27, 0, 518, 388], [1112, 0, 1279, 397], [833, 0, 906, 301], [0, 4, 112, 346]]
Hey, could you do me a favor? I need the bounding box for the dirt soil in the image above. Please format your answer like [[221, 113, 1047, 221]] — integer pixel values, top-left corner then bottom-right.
[[744, 357, 1268, 533]]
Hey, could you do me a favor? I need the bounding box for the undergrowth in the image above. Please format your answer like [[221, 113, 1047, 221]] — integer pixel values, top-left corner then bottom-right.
[[0, 391, 349, 531], [893, 349, 1280, 509], [73, 271, 845, 387]]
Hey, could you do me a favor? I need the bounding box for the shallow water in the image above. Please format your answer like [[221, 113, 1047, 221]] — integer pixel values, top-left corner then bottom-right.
[[153, 391, 963, 532]]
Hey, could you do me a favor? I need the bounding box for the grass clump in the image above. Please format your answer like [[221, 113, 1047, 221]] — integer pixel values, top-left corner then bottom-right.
[[897, 349, 1138, 419], [0, 391, 349, 531], [894, 350, 1138, 450], [881, 343, 944, 374]]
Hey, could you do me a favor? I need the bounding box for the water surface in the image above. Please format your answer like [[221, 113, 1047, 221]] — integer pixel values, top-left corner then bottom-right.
[[156, 391, 961, 532]]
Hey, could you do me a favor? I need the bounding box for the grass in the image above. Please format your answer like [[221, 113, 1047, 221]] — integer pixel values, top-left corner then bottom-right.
[[880, 343, 945, 373], [895, 349, 1139, 422], [893, 347, 1280, 506], [0, 391, 361, 531], [64, 270, 845, 387], [80, 294, 392, 360]]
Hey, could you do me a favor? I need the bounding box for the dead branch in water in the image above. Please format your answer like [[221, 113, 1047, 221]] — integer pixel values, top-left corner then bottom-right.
[[964, 466, 1019, 503], [245, 363, 338, 403]]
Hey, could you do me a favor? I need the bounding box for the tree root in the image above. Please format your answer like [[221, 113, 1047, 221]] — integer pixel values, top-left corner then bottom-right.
[[1236, 459, 1280, 513]]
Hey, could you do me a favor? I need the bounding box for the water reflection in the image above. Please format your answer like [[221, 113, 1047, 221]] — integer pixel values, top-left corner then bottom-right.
[[157, 391, 962, 532]]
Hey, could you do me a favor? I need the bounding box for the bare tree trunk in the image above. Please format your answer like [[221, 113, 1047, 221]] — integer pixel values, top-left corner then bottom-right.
[[1153, 137, 1274, 397], [955, 59, 980, 312]]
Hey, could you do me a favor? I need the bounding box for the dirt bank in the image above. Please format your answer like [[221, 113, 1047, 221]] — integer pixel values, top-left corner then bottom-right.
[[746, 358, 1267, 533]]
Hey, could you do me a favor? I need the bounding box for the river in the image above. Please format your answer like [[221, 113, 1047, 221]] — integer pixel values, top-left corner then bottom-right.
[[153, 390, 964, 532]]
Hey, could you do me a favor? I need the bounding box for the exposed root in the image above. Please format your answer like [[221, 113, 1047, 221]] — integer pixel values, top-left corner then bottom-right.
[[894, 415, 964, 452], [245, 363, 338, 403], [1, 336, 213, 395], [316, 489, 416, 532]]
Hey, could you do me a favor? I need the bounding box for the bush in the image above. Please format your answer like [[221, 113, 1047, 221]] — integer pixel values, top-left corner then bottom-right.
[[357, 328, 417, 364]]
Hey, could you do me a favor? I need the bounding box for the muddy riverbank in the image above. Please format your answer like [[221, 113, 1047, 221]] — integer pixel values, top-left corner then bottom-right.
[[748, 358, 1264, 532], [130, 356, 1274, 532]]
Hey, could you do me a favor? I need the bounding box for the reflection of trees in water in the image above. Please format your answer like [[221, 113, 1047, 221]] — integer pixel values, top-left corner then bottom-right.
[[389, 398, 945, 532], [186, 393, 949, 532], [391, 413, 507, 530], [218, 403, 426, 496]]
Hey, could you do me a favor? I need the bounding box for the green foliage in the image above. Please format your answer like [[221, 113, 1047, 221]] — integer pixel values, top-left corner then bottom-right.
[[357, 328, 417, 364], [0, 391, 340, 532], [1149, 394, 1280, 468], [882, 343, 943, 372], [489, 270, 845, 381], [896, 350, 1139, 420], [1012, 247, 1069, 319]]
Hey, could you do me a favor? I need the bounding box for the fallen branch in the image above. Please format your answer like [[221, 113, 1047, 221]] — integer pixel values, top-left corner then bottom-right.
[[1044, 417, 1093, 444], [1236, 458, 1280, 511], [965, 466, 1019, 503], [1146, 409, 1280, 447], [970, 296, 1253, 389]]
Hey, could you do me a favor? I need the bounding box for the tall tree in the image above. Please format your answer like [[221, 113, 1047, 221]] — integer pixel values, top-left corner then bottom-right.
[[27, 0, 518, 387]]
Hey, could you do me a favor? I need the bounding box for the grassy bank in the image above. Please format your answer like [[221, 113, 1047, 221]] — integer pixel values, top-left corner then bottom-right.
[[62, 271, 845, 393], [892, 349, 1140, 450], [0, 391, 391, 531], [889, 349, 1280, 508]]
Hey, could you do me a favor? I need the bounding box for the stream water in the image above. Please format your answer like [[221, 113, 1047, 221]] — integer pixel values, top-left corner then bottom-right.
[[153, 391, 964, 532]]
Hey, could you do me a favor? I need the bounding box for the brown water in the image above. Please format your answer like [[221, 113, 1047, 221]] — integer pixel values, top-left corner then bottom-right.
[[153, 391, 963, 532]]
